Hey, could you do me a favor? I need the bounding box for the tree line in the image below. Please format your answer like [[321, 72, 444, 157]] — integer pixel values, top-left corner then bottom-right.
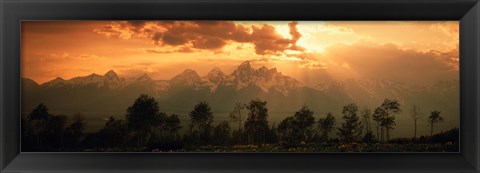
[[22, 94, 450, 151]]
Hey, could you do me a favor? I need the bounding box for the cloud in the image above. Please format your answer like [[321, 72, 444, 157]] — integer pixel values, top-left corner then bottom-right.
[[145, 46, 194, 54], [319, 41, 458, 84], [317, 25, 355, 35], [112, 61, 171, 79], [93, 22, 136, 39], [94, 21, 304, 56], [429, 22, 459, 39]]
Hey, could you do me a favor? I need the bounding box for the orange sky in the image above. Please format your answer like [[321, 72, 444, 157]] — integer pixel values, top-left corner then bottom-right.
[[22, 21, 459, 86]]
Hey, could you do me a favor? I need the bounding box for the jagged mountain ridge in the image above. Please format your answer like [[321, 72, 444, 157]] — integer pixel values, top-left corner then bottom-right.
[[21, 61, 458, 125], [22, 61, 335, 114], [31, 61, 303, 96]]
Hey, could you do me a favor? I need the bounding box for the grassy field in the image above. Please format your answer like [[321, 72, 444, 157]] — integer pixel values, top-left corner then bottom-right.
[[82, 141, 457, 152]]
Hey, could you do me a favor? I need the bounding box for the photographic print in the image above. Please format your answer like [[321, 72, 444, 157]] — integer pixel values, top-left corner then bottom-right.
[[21, 21, 459, 152]]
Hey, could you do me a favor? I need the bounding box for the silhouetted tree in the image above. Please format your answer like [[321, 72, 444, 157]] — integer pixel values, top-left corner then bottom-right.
[[163, 114, 182, 139], [265, 123, 278, 144], [21, 116, 30, 150], [64, 114, 86, 149], [380, 115, 395, 141], [231, 129, 246, 145], [28, 103, 50, 147], [276, 105, 315, 144], [428, 110, 443, 137], [372, 99, 401, 142], [409, 105, 422, 138], [361, 107, 372, 135], [189, 101, 214, 145], [372, 107, 386, 141], [278, 116, 297, 143], [147, 112, 166, 146], [212, 121, 232, 145], [44, 114, 67, 149], [379, 99, 401, 141], [244, 99, 269, 144], [318, 112, 336, 142], [293, 105, 315, 142], [229, 102, 246, 132], [360, 107, 374, 142], [147, 112, 182, 149], [98, 116, 128, 148], [126, 94, 161, 148], [337, 103, 363, 143]]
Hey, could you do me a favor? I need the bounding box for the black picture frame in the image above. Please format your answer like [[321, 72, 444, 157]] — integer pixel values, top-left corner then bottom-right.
[[1, 0, 479, 172]]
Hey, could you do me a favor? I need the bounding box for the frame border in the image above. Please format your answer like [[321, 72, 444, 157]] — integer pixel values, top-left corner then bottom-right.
[[1, 0, 479, 172]]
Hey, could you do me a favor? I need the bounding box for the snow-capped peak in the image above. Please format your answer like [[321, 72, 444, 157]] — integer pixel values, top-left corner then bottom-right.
[[208, 67, 224, 76], [41, 70, 127, 89], [87, 73, 101, 78], [224, 61, 302, 94], [37, 64, 303, 96], [42, 77, 67, 88], [175, 69, 201, 80], [71, 73, 103, 84], [135, 74, 153, 82], [170, 69, 202, 87], [207, 67, 225, 82], [104, 70, 118, 79], [204, 67, 226, 92], [238, 61, 252, 69], [233, 61, 255, 76], [54, 77, 65, 81]]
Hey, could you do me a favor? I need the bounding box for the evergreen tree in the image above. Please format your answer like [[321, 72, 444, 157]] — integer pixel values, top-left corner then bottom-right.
[[337, 103, 363, 143], [318, 112, 336, 142]]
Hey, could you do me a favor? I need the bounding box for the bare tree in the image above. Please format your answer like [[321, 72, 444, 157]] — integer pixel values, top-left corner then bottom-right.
[[229, 102, 245, 132], [409, 105, 422, 138], [361, 107, 372, 135]]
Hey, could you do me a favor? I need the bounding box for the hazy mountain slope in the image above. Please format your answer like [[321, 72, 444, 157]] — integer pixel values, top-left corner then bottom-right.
[[21, 61, 458, 126]]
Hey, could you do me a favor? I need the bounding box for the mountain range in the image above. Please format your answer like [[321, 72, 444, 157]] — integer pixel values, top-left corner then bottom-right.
[[22, 61, 459, 126]]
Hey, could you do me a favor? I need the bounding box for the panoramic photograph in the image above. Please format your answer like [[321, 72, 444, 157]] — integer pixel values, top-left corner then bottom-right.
[[21, 21, 459, 152]]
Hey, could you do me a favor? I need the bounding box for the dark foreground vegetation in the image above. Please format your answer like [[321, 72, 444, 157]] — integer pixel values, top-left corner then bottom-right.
[[22, 94, 459, 152]]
